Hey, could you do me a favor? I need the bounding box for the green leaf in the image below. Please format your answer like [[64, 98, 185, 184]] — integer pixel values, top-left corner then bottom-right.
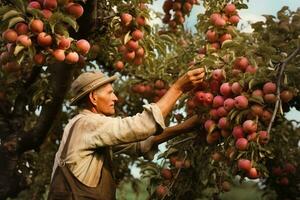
[[123, 31, 131, 44], [14, 44, 25, 56], [221, 40, 236, 49], [0, 6, 12, 17], [28, 45, 36, 60], [208, 123, 216, 134], [14, 0, 26, 13], [249, 96, 264, 105], [8, 16, 25, 28], [54, 23, 69, 37], [159, 34, 174, 43], [2, 10, 21, 21], [62, 15, 79, 32], [26, 8, 44, 18]]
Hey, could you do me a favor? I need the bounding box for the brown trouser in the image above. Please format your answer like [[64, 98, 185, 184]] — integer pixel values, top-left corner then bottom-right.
[[48, 149, 116, 200]]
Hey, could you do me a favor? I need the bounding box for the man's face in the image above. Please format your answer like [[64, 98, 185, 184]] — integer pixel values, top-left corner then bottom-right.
[[91, 83, 118, 116]]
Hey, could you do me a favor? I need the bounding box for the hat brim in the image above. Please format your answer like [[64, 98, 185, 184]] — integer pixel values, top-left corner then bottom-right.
[[70, 74, 118, 106]]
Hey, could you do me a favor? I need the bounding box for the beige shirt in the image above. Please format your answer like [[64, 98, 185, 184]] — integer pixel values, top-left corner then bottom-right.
[[51, 103, 165, 187]]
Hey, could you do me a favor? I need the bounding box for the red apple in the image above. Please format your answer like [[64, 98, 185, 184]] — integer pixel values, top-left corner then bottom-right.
[[209, 109, 219, 120], [160, 168, 173, 180], [218, 117, 229, 129], [219, 33, 232, 44], [213, 95, 225, 108], [231, 82, 243, 95], [29, 19, 44, 33], [217, 106, 228, 117], [251, 104, 263, 116], [252, 89, 264, 97], [2, 29, 18, 43], [155, 185, 168, 199], [204, 92, 214, 105], [42, 9, 53, 19], [126, 40, 139, 51], [234, 57, 249, 71], [280, 90, 293, 103], [121, 13, 132, 26], [234, 95, 248, 109], [52, 49, 65, 61], [17, 35, 32, 47], [28, 1, 41, 9], [66, 3, 84, 19], [131, 29, 143, 41], [210, 13, 221, 24], [235, 138, 248, 150], [264, 94, 277, 103], [204, 119, 215, 132], [229, 15, 240, 24], [258, 131, 269, 144], [58, 36, 71, 50], [65, 51, 79, 64], [247, 167, 259, 179], [223, 98, 235, 111], [263, 82, 276, 94], [15, 23, 29, 35], [238, 159, 251, 171], [232, 125, 244, 139], [76, 39, 90, 54], [194, 91, 206, 103], [206, 29, 218, 43], [43, 0, 57, 10], [224, 3, 236, 15], [212, 69, 224, 81], [37, 32, 52, 47], [242, 120, 257, 134], [246, 65, 257, 73], [220, 83, 232, 97]]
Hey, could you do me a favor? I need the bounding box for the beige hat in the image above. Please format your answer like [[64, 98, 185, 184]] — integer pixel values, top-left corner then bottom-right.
[[70, 71, 118, 105]]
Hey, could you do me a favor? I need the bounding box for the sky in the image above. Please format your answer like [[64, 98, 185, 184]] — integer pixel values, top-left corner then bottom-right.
[[130, 0, 300, 178]]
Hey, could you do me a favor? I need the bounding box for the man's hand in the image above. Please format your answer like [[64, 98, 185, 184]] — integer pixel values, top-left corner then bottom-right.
[[140, 136, 158, 160], [173, 68, 205, 93]]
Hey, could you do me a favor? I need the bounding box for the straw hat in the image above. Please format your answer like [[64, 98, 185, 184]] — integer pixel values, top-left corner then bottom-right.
[[70, 71, 118, 105]]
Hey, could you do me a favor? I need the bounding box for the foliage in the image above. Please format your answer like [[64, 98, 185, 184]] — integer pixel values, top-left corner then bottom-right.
[[0, 0, 299, 200]]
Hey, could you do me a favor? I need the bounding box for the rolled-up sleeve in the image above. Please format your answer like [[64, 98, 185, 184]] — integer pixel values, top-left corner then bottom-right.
[[81, 103, 165, 149]]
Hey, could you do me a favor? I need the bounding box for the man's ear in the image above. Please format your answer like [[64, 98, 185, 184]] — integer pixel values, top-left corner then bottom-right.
[[89, 92, 97, 106]]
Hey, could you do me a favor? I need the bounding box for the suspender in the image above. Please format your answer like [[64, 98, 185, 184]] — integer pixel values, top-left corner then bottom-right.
[[59, 116, 82, 166]]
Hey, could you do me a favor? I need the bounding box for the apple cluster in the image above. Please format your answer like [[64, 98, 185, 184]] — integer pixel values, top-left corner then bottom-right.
[[155, 154, 191, 199], [162, 0, 198, 31], [270, 162, 296, 186], [131, 79, 169, 103], [0, 0, 90, 73], [114, 11, 147, 70], [201, 3, 240, 53], [186, 3, 295, 181]]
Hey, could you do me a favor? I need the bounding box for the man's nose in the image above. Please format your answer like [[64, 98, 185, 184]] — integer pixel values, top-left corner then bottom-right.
[[113, 93, 118, 102]]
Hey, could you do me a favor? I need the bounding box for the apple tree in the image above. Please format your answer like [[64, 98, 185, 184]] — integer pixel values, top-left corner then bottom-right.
[[0, 0, 299, 200]]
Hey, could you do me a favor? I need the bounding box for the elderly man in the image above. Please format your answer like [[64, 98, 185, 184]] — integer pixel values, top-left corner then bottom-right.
[[48, 68, 205, 200]]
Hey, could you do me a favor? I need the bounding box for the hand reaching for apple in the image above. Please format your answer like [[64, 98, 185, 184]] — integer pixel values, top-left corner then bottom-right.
[[174, 68, 206, 93]]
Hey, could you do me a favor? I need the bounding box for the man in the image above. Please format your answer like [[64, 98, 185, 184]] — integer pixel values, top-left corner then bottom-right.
[[48, 68, 205, 200]]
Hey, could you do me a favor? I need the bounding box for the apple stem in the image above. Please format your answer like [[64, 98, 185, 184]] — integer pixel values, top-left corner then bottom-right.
[[267, 46, 300, 135]]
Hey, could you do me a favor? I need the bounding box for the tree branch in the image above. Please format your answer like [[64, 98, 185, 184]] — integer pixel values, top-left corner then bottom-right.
[[267, 46, 300, 135], [13, 66, 43, 116], [17, 63, 75, 153]]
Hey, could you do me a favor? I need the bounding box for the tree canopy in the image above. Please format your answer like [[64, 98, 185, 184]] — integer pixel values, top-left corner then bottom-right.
[[0, 0, 299, 199]]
